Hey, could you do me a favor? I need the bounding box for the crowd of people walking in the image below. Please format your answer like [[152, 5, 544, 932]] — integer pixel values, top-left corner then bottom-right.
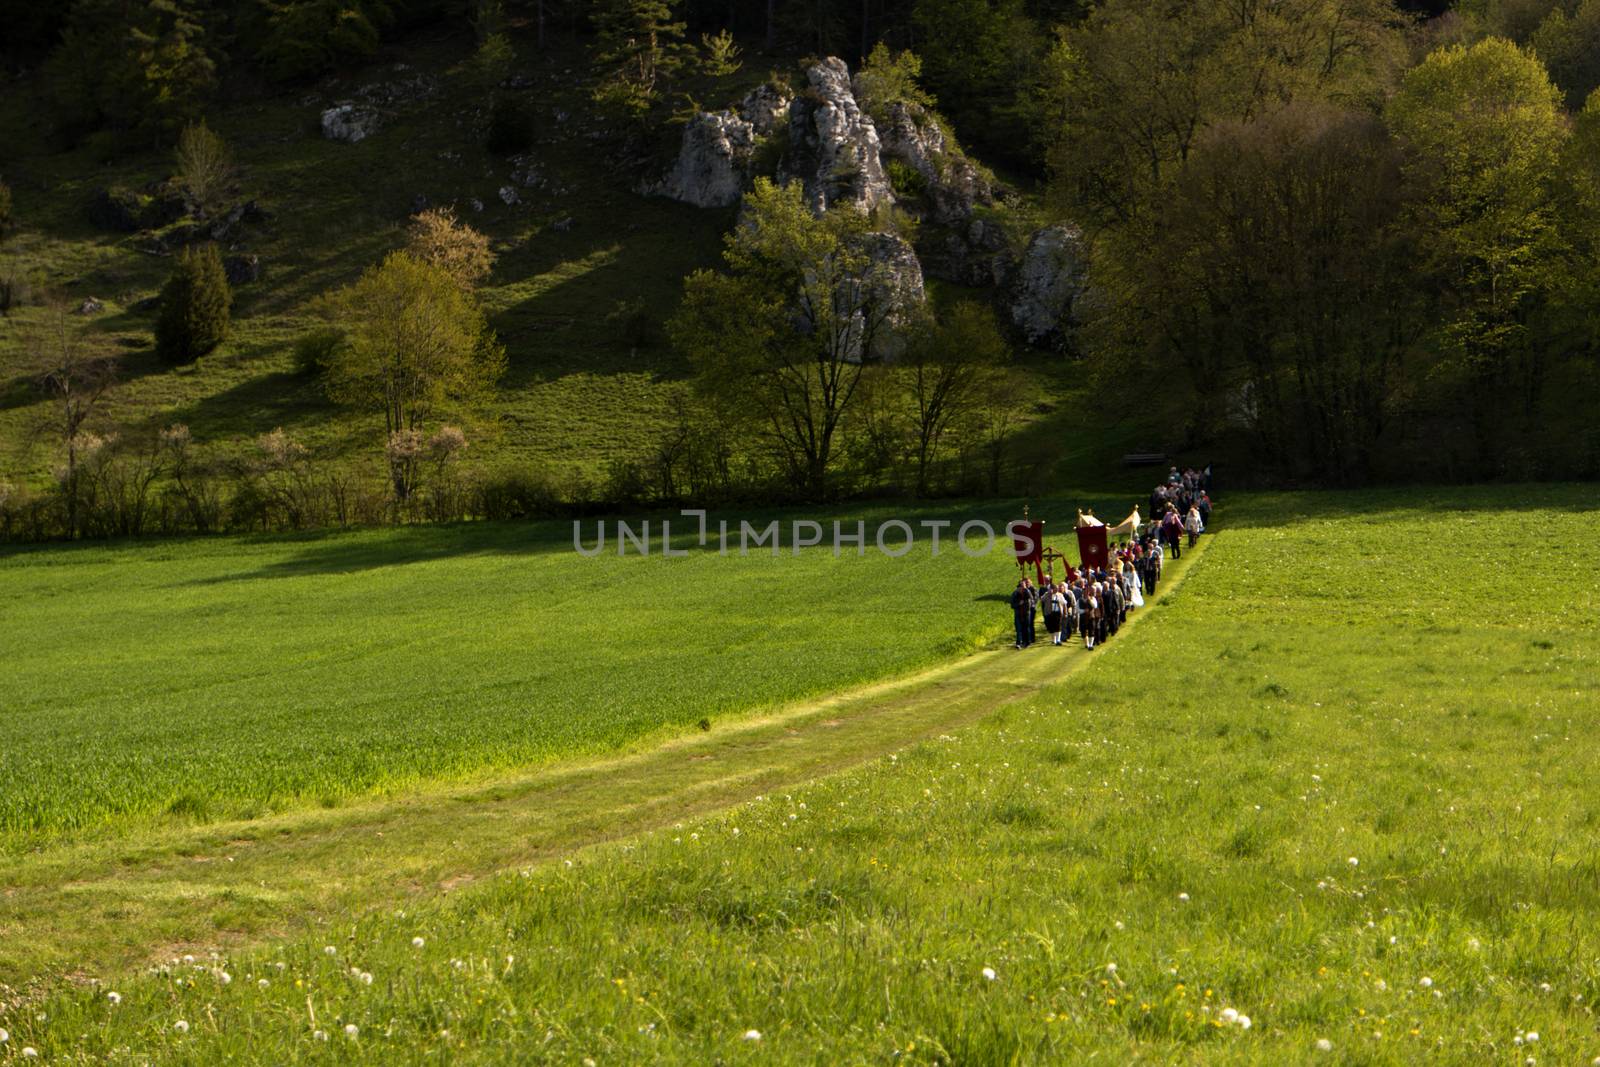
[[1009, 466, 1213, 651]]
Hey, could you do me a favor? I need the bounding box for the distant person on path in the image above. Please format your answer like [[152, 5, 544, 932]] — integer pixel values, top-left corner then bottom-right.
[[1185, 504, 1203, 547], [1045, 583, 1068, 645], [1083, 586, 1101, 650], [1161, 508, 1184, 559], [1010, 578, 1033, 649]]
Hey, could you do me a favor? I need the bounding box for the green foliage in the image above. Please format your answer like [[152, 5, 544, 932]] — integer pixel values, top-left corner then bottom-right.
[[902, 299, 1010, 495], [468, 31, 515, 97], [321, 251, 505, 438], [254, 0, 392, 83], [1045, 0, 1407, 226], [46, 0, 217, 142], [590, 0, 692, 118], [699, 28, 742, 76], [1099, 103, 1421, 481], [291, 326, 346, 377], [1528, 0, 1600, 108], [884, 158, 928, 203], [486, 94, 535, 154], [1386, 37, 1568, 432], [470, 0, 506, 42], [669, 179, 886, 497], [174, 120, 231, 216], [910, 0, 1038, 161], [155, 243, 231, 364], [853, 42, 935, 122]]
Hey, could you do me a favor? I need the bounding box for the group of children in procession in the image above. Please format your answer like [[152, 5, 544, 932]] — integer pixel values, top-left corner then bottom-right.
[[1009, 466, 1213, 651]]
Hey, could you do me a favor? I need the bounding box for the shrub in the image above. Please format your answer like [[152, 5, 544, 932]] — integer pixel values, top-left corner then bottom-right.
[[476, 464, 561, 520], [486, 96, 534, 155], [175, 121, 232, 216], [885, 159, 928, 203], [291, 327, 345, 377], [606, 297, 659, 348], [155, 243, 231, 364], [700, 29, 742, 76], [854, 43, 935, 122], [405, 207, 494, 288]]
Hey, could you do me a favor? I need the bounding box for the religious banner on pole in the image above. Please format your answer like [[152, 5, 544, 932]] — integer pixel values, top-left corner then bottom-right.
[[1009, 520, 1045, 566], [1076, 522, 1109, 572]]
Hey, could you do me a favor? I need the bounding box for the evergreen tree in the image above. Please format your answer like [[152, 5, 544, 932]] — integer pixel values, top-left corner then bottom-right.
[[591, 0, 692, 118], [156, 243, 231, 364], [46, 0, 216, 142]]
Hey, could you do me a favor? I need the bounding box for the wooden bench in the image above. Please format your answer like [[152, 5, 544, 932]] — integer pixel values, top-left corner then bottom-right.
[[1121, 452, 1168, 467]]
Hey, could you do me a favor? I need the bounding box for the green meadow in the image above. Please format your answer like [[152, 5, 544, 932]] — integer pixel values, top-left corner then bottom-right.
[[3, 484, 1598, 1063], [0, 501, 1070, 852]]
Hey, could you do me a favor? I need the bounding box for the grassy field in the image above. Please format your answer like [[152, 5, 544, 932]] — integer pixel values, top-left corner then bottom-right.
[[0, 496, 1145, 852], [3, 484, 1596, 1063]]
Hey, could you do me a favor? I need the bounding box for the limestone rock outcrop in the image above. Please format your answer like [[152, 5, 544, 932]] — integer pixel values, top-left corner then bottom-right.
[[786, 58, 894, 215], [321, 104, 381, 143], [873, 101, 994, 225], [650, 111, 757, 208], [1010, 224, 1086, 348]]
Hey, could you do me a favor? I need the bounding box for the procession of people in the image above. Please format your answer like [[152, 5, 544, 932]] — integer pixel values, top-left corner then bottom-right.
[[1008, 465, 1212, 651]]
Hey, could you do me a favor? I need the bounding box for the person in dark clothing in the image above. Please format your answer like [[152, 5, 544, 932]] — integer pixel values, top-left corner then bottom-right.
[[1041, 580, 1063, 644], [1010, 579, 1032, 649], [1024, 579, 1039, 646]]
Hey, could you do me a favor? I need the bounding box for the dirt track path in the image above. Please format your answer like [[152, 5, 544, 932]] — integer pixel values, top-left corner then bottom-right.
[[1, 538, 1211, 994]]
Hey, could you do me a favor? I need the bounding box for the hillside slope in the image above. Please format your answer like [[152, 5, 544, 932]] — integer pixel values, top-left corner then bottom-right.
[[0, 31, 1115, 498]]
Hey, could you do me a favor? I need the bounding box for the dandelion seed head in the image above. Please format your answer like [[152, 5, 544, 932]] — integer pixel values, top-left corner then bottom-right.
[[174, 1020, 189, 1034], [1219, 1008, 1238, 1024], [1348, 857, 1359, 867], [1238, 1015, 1252, 1030], [1178, 892, 1190, 902], [1316, 1038, 1333, 1052], [313, 1030, 328, 1042], [360, 972, 373, 985], [258, 978, 270, 988], [412, 937, 425, 949], [742, 1029, 762, 1041], [324, 946, 337, 956], [21, 1048, 38, 1059], [1526, 1032, 1539, 1043], [107, 991, 121, 1005], [981, 967, 997, 981], [0, 1028, 8, 1043], [344, 1024, 359, 1039]]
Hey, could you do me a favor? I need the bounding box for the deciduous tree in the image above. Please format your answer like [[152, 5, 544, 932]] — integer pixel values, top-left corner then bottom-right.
[[668, 178, 901, 498], [321, 252, 505, 496]]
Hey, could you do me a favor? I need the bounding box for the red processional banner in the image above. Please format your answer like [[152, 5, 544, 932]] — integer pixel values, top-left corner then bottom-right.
[[1009, 520, 1045, 565], [1076, 523, 1110, 572]]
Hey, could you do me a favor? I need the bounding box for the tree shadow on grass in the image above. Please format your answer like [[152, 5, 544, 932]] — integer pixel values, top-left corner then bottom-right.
[[177, 519, 579, 585]]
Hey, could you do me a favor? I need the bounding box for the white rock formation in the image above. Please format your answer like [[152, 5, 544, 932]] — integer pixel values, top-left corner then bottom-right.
[[320, 104, 381, 143], [1011, 224, 1086, 347], [786, 58, 894, 215]]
